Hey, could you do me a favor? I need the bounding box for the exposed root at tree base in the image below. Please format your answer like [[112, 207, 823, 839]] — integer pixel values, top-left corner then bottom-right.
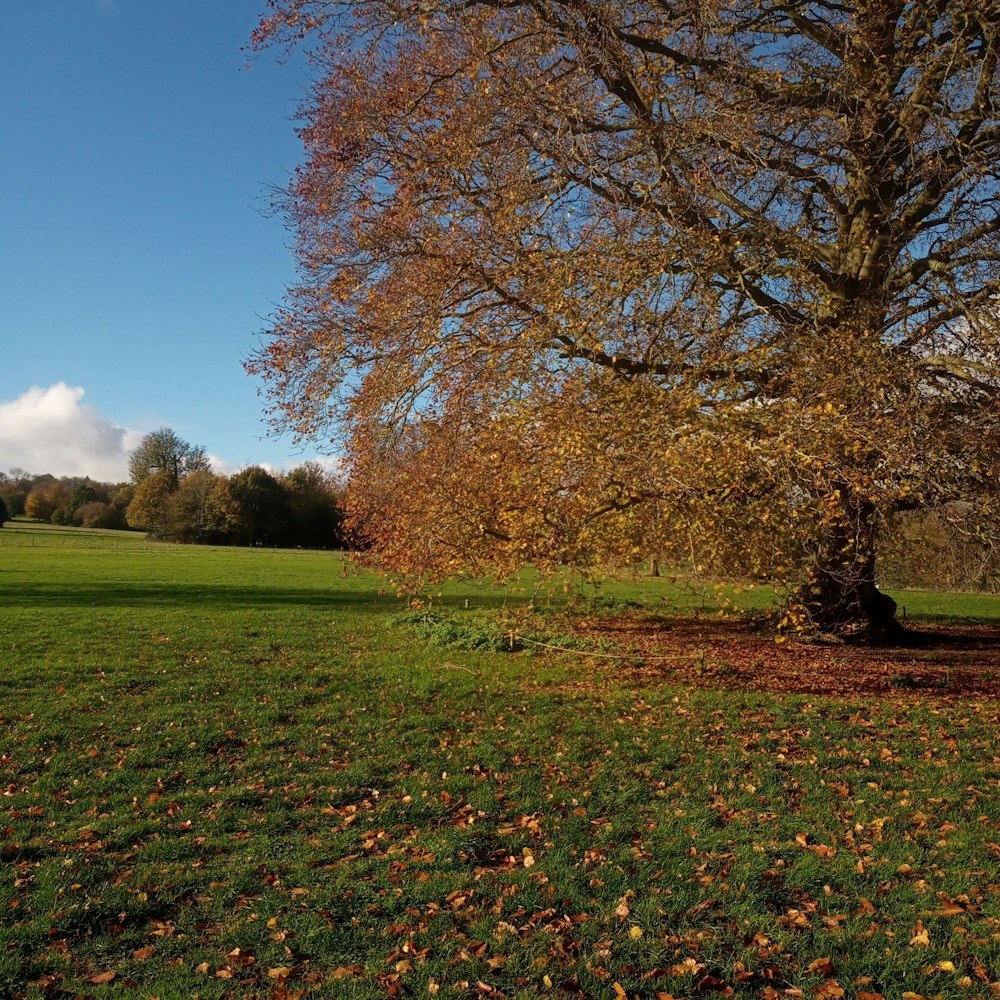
[[567, 613, 1000, 698]]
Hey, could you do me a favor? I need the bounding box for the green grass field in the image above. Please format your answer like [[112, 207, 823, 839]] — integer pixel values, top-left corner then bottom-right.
[[3, 523, 1000, 999]]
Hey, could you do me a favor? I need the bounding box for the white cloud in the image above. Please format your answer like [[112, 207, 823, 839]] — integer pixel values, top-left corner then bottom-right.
[[207, 454, 236, 476], [0, 383, 142, 482]]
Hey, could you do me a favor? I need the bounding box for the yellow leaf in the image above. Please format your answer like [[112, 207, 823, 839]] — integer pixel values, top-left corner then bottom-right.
[[629, 925, 644, 940], [909, 920, 930, 947]]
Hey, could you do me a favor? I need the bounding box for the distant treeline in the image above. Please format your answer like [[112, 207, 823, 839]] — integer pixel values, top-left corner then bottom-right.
[[1, 429, 348, 549], [125, 463, 347, 549], [0, 470, 131, 529], [880, 507, 1000, 595]]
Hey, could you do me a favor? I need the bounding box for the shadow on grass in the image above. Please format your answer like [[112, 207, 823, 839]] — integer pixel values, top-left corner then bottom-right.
[[1, 582, 527, 612], [901, 610, 1000, 627], [901, 623, 1000, 644]]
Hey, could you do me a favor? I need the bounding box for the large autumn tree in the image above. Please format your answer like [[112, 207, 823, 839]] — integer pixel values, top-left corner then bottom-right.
[[249, 0, 1000, 637]]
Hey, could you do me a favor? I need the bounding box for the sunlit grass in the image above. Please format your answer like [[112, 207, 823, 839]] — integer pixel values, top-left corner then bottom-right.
[[2, 522, 1000, 998]]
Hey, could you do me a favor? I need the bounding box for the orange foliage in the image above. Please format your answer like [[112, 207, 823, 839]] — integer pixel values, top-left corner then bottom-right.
[[248, 1, 1000, 626]]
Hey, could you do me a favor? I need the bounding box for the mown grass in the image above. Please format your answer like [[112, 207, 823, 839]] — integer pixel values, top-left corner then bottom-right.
[[2, 524, 1000, 999], [0, 519, 151, 547]]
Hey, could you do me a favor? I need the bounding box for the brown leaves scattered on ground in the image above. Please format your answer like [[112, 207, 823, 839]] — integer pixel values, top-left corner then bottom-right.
[[570, 614, 1000, 697]]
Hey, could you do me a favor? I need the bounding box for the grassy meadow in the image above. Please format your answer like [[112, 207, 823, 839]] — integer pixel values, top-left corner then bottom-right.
[[2, 522, 1000, 999]]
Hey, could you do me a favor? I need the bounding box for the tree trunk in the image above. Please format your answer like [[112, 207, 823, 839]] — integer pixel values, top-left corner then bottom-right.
[[791, 498, 903, 643]]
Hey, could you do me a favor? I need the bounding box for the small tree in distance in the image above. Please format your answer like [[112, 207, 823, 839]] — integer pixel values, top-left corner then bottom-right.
[[227, 466, 291, 547], [168, 470, 229, 544], [129, 428, 210, 489], [284, 461, 346, 548], [24, 480, 69, 523], [125, 470, 174, 536]]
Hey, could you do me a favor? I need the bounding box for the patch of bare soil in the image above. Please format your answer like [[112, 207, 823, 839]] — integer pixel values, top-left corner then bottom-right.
[[573, 614, 1000, 698]]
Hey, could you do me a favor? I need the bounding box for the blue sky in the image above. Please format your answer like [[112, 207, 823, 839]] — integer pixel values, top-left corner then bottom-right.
[[0, 0, 332, 481]]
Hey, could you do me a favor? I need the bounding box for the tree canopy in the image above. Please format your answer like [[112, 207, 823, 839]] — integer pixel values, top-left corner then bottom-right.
[[250, 0, 1000, 636], [129, 427, 210, 489]]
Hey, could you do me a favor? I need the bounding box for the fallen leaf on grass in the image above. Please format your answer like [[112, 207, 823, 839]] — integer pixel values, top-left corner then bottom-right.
[[668, 958, 706, 976], [131, 946, 156, 961], [332, 964, 365, 979], [808, 843, 836, 858], [793, 832, 836, 857], [807, 958, 835, 977], [696, 973, 733, 993], [928, 960, 956, 973], [88, 971, 116, 984], [815, 980, 845, 999], [908, 921, 930, 947]]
